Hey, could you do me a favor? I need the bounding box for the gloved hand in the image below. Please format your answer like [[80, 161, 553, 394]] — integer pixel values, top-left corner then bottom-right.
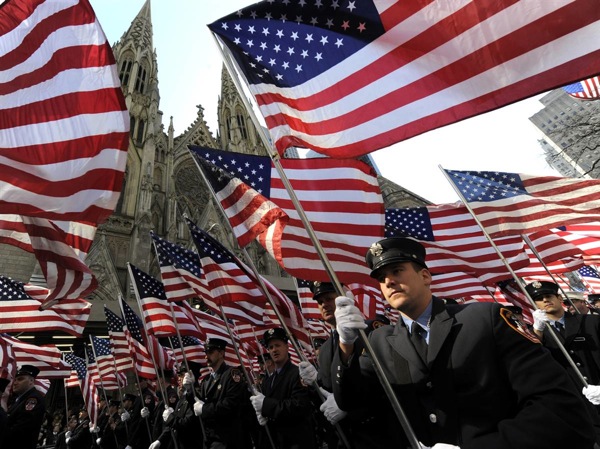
[[532, 309, 551, 331], [96, 437, 102, 445], [89, 424, 99, 433], [193, 398, 204, 417], [183, 372, 195, 390], [125, 446, 132, 449], [162, 406, 174, 422], [335, 296, 367, 344], [420, 443, 461, 449], [120, 410, 130, 422], [318, 388, 347, 424], [140, 406, 150, 418], [256, 411, 268, 426], [583, 385, 600, 405], [298, 361, 318, 386], [65, 431, 72, 439], [149, 441, 161, 449], [250, 393, 265, 415]]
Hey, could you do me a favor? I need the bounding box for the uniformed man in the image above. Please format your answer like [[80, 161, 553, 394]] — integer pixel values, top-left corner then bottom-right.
[[0, 377, 9, 449], [138, 376, 157, 447], [5, 365, 46, 449], [193, 337, 249, 448], [332, 237, 595, 448], [66, 407, 93, 449], [100, 399, 122, 449], [250, 328, 316, 449], [564, 291, 594, 315]]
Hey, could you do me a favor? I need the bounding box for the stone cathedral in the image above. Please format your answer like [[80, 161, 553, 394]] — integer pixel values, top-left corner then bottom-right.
[[0, 1, 428, 340]]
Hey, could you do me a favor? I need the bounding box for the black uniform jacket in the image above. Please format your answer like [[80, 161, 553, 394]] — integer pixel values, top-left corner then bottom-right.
[[198, 363, 246, 447], [158, 390, 200, 449], [5, 386, 46, 449], [261, 359, 315, 449], [333, 299, 595, 449], [68, 417, 93, 449], [542, 312, 600, 384]]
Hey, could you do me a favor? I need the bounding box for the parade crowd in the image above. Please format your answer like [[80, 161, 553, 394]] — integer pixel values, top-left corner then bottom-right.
[[4, 237, 600, 449]]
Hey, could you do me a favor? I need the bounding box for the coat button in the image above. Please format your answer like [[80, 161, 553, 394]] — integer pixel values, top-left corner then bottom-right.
[[429, 413, 437, 423], [426, 382, 433, 389], [576, 362, 582, 367], [570, 350, 575, 354]]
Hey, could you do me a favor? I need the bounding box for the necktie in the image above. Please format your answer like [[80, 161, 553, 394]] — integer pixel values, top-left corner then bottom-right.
[[554, 321, 565, 336], [410, 321, 428, 362], [270, 370, 278, 389]]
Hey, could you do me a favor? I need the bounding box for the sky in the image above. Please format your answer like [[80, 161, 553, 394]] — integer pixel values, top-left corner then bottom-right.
[[89, 0, 560, 204]]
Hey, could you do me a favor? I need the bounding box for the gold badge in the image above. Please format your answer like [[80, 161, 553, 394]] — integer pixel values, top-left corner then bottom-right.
[[369, 242, 383, 257], [25, 397, 38, 411], [532, 281, 542, 288]]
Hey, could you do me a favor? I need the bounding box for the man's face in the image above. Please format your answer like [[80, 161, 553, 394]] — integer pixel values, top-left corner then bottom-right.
[[267, 339, 289, 367], [534, 293, 564, 316], [206, 348, 224, 368], [317, 291, 337, 325], [376, 262, 432, 314], [11, 374, 34, 395], [569, 299, 589, 315], [123, 399, 133, 411]]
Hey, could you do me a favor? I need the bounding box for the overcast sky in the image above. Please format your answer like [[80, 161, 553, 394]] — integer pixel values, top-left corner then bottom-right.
[[90, 0, 560, 204]]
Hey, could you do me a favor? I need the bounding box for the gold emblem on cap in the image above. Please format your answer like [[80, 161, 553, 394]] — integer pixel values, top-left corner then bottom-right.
[[268, 329, 274, 335], [532, 281, 542, 288], [313, 281, 321, 288], [370, 242, 383, 257]]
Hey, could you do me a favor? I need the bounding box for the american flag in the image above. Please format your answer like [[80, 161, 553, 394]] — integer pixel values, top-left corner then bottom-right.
[[2, 335, 70, 379], [192, 152, 288, 247], [209, 0, 600, 158], [151, 233, 209, 302], [0, 275, 91, 335], [445, 170, 600, 237], [0, 0, 129, 222], [103, 305, 134, 372], [64, 352, 99, 426], [186, 219, 266, 326], [348, 283, 385, 320], [0, 337, 16, 382], [385, 204, 529, 277], [90, 336, 127, 389], [578, 265, 600, 293], [430, 272, 492, 301], [294, 279, 321, 320], [129, 264, 203, 338], [168, 336, 205, 365], [120, 296, 175, 376], [552, 225, 600, 264], [306, 319, 330, 340], [563, 76, 600, 100], [189, 146, 384, 285], [513, 233, 584, 278]]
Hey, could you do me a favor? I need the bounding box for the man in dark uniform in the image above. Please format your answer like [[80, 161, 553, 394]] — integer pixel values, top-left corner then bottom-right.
[[193, 337, 248, 448], [332, 237, 595, 448], [5, 365, 46, 449], [149, 367, 201, 449], [100, 399, 122, 449], [250, 328, 316, 449], [66, 407, 93, 449], [137, 376, 156, 448], [0, 377, 9, 449]]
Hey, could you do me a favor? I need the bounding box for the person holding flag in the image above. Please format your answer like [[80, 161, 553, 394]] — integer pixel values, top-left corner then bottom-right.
[[332, 237, 595, 448]]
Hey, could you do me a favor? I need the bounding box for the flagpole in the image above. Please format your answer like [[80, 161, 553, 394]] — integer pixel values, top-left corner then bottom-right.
[[210, 31, 420, 449], [62, 355, 70, 423], [521, 234, 582, 314], [120, 288, 181, 449], [439, 165, 588, 387]]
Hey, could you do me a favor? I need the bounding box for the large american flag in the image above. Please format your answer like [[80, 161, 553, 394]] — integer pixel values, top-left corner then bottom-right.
[[129, 264, 203, 338], [294, 278, 321, 320], [103, 305, 134, 373], [552, 225, 600, 264], [168, 336, 205, 365], [348, 283, 385, 320], [192, 152, 288, 248], [578, 265, 600, 293], [64, 352, 99, 426], [430, 272, 492, 301], [85, 344, 119, 391], [0, 0, 129, 222], [385, 204, 529, 277], [2, 335, 70, 379], [189, 146, 384, 285], [445, 170, 600, 237], [563, 76, 600, 100], [0, 275, 91, 335], [209, 0, 600, 158], [89, 335, 127, 389], [151, 232, 209, 302]]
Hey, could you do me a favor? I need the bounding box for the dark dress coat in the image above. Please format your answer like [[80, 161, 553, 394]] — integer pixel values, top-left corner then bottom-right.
[[5, 386, 46, 449], [68, 417, 93, 449], [198, 363, 247, 448], [157, 390, 201, 449], [333, 298, 595, 449], [260, 359, 316, 449]]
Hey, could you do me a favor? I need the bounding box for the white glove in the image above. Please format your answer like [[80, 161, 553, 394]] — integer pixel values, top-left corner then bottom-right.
[[125, 446, 132, 449], [65, 431, 72, 439], [298, 361, 318, 386], [140, 406, 150, 418], [149, 441, 161, 449], [256, 411, 268, 426], [532, 309, 551, 331], [162, 407, 174, 422], [96, 437, 102, 445], [250, 393, 265, 414], [120, 410, 130, 422], [193, 398, 204, 417], [89, 424, 99, 433], [183, 372, 195, 390], [335, 296, 367, 344], [583, 385, 600, 405], [420, 444, 461, 449], [318, 388, 347, 424]]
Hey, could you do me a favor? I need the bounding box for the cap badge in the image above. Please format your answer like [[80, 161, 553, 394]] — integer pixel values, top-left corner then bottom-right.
[[313, 281, 321, 288], [532, 281, 542, 288], [369, 242, 383, 257]]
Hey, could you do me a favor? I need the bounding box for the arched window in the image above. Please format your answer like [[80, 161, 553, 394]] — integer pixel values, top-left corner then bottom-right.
[[236, 113, 248, 139], [135, 119, 145, 145], [119, 59, 133, 87], [135, 64, 148, 94]]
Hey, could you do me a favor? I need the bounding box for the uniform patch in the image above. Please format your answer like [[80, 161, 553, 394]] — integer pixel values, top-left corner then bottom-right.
[[25, 397, 38, 411], [231, 369, 241, 383], [500, 308, 540, 344]]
